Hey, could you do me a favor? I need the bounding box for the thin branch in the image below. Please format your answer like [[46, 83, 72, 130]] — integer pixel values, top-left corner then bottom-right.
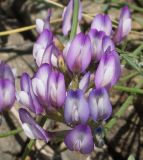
[[0, 127, 23, 138]]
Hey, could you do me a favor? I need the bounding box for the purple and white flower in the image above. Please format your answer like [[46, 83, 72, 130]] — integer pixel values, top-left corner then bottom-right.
[[65, 32, 92, 73], [114, 6, 131, 43], [33, 29, 53, 67], [95, 49, 121, 89], [64, 124, 94, 154], [0, 62, 15, 113], [89, 29, 115, 61], [88, 29, 105, 61], [32, 64, 51, 107], [17, 73, 44, 114], [19, 108, 53, 142], [91, 14, 112, 36], [0, 62, 15, 84], [64, 89, 89, 125], [48, 70, 66, 108], [89, 88, 112, 121]]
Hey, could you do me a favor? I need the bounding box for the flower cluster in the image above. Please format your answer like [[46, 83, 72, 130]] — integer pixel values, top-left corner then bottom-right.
[[0, 0, 130, 155], [17, 1, 131, 154]]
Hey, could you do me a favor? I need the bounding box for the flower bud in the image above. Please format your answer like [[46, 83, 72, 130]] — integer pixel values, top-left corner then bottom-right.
[[88, 29, 105, 61], [64, 89, 89, 125], [95, 50, 121, 89], [91, 14, 112, 36], [89, 88, 112, 121], [33, 29, 53, 66], [65, 32, 92, 73], [19, 108, 53, 142], [32, 64, 51, 107], [17, 73, 44, 114], [114, 6, 131, 43], [89, 30, 115, 61], [64, 124, 94, 154], [48, 71, 66, 108], [0, 62, 15, 84], [0, 62, 15, 113]]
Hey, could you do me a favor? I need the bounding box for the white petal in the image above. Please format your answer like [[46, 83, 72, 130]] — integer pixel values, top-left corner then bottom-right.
[[17, 91, 30, 106], [101, 60, 115, 86], [32, 78, 46, 99], [122, 19, 131, 36], [22, 123, 35, 139], [36, 19, 44, 33]]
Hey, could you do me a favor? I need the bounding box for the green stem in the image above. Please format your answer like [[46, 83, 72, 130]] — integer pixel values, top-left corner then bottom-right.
[[105, 81, 143, 133], [117, 46, 143, 76], [70, 0, 79, 40], [105, 95, 133, 132], [22, 139, 35, 160], [0, 127, 23, 138], [113, 85, 143, 94], [121, 54, 143, 75], [117, 48, 138, 58], [132, 43, 143, 55], [128, 4, 143, 13], [120, 71, 138, 82]]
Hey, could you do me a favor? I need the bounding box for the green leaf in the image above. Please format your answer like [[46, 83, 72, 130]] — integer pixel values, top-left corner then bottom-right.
[[128, 155, 135, 160]]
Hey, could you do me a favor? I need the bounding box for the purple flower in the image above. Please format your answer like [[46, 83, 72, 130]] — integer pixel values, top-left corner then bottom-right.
[[0, 80, 15, 113], [32, 64, 51, 107], [64, 124, 94, 154], [91, 14, 112, 36], [48, 71, 66, 108], [89, 88, 112, 121], [33, 29, 53, 67], [65, 32, 92, 73], [36, 9, 51, 34], [114, 6, 131, 43], [64, 89, 89, 125], [79, 72, 90, 92], [41, 43, 60, 68], [0, 62, 15, 113], [19, 108, 53, 142], [62, 0, 82, 36], [0, 62, 15, 84], [102, 36, 115, 53], [17, 73, 44, 114], [88, 29, 105, 61], [88, 30, 115, 61], [95, 50, 121, 89]]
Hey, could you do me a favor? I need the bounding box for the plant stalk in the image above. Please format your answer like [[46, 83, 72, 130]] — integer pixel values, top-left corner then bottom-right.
[[70, 0, 79, 40]]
